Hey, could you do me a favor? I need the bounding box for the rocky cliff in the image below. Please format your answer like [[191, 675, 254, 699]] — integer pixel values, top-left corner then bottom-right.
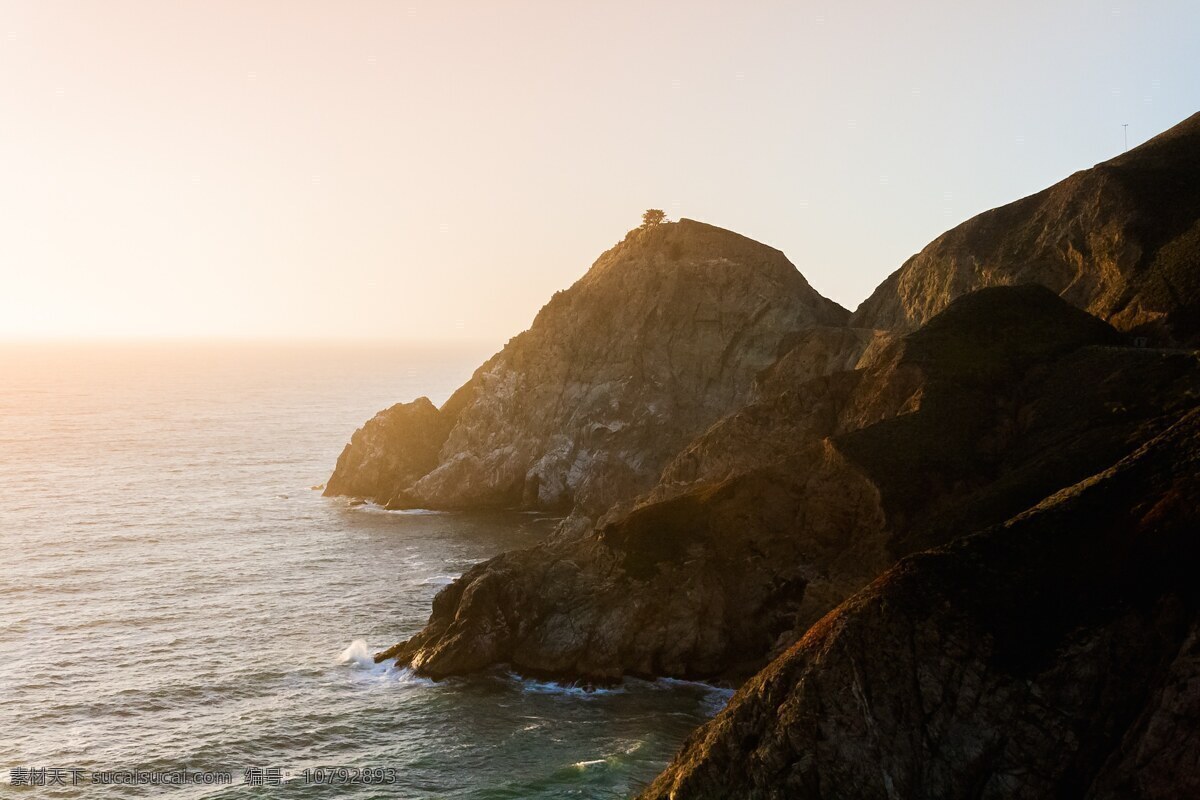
[[344, 111, 1200, 798], [375, 287, 1200, 684], [326, 219, 849, 517], [638, 406, 1200, 800], [624, 114, 1200, 799], [852, 110, 1200, 344]]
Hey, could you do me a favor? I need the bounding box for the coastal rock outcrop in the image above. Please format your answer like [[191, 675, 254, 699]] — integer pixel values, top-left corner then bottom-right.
[[852, 110, 1200, 344], [637, 407, 1200, 800], [323, 397, 451, 504], [351, 111, 1200, 799], [377, 287, 1200, 683], [326, 219, 849, 516]]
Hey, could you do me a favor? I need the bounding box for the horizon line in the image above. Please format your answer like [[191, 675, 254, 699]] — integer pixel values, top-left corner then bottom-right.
[[0, 335, 504, 348]]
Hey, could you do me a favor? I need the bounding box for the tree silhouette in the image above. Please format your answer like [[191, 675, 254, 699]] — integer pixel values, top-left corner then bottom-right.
[[641, 209, 667, 228]]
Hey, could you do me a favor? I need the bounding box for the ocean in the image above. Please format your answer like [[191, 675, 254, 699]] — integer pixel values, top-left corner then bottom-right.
[[0, 342, 731, 798]]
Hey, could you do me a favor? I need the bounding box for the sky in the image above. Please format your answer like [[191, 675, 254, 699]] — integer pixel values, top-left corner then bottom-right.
[[1, 1, 1198, 345]]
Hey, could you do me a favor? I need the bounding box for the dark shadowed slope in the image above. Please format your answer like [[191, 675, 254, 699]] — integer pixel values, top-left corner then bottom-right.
[[638, 406, 1200, 800], [375, 287, 1200, 684]]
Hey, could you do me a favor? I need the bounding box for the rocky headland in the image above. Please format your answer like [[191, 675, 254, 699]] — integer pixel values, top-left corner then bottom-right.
[[374, 286, 1200, 683], [325, 110, 1200, 797], [326, 219, 849, 522]]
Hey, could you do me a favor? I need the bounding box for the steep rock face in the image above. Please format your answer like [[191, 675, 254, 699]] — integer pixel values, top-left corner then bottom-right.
[[376, 441, 891, 681], [376, 287, 1200, 682], [753, 326, 891, 400], [638, 408, 1200, 800], [322, 397, 451, 505], [852, 110, 1200, 343], [632, 326, 891, 511], [327, 219, 848, 515]]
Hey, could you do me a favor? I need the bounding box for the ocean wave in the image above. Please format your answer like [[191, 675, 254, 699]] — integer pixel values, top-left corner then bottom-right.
[[349, 502, 448, 515], [507, 672, 626, 697], [571, 739, 644, 770], [387, 665, 437, 687], [337, 639, 375, 669], [700, 689, 735, 716], [624, 675, 735, 715], [498, 670, 735, 706], [340, 640, 438, 687], [648, 675, 732, 692]]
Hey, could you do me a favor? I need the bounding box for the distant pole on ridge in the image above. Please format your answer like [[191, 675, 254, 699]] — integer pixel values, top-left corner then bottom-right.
[[1123, 123, 1129, 152]]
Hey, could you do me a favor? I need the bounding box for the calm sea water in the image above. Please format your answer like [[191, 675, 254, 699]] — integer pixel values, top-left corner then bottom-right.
[[0, 343, 730, 798]]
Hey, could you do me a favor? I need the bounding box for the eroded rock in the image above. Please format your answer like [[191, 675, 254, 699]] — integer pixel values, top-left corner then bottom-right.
[[853, 110, 1200, 344], [638, 409, 1200, 800], [327, 219, 849, 516], [377, 287, 1200, 684]]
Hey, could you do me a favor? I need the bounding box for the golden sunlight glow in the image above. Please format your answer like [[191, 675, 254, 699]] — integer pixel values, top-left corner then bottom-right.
[[0, 1, 1193, 341]]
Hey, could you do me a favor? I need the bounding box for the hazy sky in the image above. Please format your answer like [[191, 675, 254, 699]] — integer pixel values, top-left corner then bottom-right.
[[2, 1, 1198, 344]]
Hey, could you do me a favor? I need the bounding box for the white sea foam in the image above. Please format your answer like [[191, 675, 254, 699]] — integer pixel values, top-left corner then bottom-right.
[[338, 639, 375, 669], [388, 665, 437, 688], [506, 671, 734, 702], [631, 676, 735, 715], [572, 740, 643, 770], [339, 642, 436, 686], [509, 672, 626, 697], [352, 502, 448, 515], [651, 676, 731, 692], [700, 688, 735, 716]]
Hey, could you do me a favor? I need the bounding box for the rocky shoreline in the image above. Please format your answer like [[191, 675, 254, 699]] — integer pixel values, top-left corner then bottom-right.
[[327, 110, 1200, 796], [369, 285, 1200, 687]]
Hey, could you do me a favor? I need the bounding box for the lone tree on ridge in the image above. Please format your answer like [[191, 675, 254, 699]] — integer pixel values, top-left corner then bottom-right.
[[641, 209, 667, 228]]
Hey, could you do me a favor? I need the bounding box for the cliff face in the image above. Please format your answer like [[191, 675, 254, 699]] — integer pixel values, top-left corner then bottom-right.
[[331, 111, 1200, 796], [326, 219, 848, 517], [638, 407, 1200, 800], [852, 110, 1200, 344], [375, 287, 1200, 684], [322, 397, 450, 501]]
